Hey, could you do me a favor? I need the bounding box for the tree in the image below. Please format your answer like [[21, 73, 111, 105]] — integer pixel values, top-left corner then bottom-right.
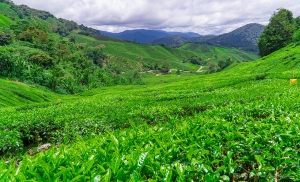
[[258, 8, 297, 56], [29, 53, 54, 68], [161, 61, 171, 73], [218, 57, 234, 71], [189, 56, 205, 65], [18, 26, 49, 44], [0, 32, 13, 46], [0, 47, 13, 76], [176, 68, 180, 75], [69, 36, 76, 43], [86, 46, 106, 67], [295, 16, 300, 29], [293, 29, 300, 44], [10, 20, 31, 35], [208, 63, 218, 73]]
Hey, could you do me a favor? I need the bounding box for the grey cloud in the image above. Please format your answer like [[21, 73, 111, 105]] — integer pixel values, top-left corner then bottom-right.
[[12, 0, 300, 35]]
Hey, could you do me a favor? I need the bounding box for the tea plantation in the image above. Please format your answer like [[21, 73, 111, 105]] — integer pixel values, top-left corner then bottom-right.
[[0, 43, 300, 181]]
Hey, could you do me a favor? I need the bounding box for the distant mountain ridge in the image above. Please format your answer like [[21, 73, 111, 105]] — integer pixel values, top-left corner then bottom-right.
[[152, 23, 265, 53], [100, 29, 200, 44], [206, 23, 265, 53]]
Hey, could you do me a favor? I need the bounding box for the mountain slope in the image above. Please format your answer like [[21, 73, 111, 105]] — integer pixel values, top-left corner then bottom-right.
[[207, 23, 265, 52], [151, 23, 265, 53]]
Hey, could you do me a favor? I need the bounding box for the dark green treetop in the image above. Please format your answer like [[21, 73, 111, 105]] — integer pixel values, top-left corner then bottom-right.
[[258, 8, 297, 57]]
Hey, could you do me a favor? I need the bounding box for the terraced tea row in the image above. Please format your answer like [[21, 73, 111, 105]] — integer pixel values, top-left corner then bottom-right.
[[1, 78, 299, 181]]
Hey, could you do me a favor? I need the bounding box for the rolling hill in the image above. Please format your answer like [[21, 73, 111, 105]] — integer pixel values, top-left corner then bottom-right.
[[72, 33, 260, 74]]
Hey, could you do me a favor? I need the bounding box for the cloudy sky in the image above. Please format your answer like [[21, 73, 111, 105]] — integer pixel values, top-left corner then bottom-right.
[[13, 0, 300, 35]]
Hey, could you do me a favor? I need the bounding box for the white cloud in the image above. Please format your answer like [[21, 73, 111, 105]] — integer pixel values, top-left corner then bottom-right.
[[12, 0, 300, 35]]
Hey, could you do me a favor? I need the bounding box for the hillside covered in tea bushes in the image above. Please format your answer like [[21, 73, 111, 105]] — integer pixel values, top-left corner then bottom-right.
[[1, 40, 300, 181], [1, 1, 300, 181]]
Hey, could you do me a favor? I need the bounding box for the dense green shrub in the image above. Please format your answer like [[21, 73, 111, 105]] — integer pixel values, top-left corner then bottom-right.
[[10, 20, 31, 35], [28, 53, 54, 67], [293, 28, 300, 44], [86, 46, 106, 67], [0, 47, 13, 76], [0, 32, 13, 46], [18, 26, 49, 44]]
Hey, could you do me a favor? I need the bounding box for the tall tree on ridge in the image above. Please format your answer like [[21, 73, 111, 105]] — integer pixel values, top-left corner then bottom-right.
[[258, 8, 296, 56]]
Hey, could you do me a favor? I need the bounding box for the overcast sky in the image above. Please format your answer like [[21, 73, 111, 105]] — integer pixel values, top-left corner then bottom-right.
[[12, 0, 300, 35]]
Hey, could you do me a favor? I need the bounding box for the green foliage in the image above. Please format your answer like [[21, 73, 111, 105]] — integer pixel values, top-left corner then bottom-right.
[[189, 56, 205, 65], [295, 16, 300, 29], [58, 18, 78, 32], [293, 28, 300, 45], [55, 19, 78, 37], [86, 46, 106, 67], [12, 4, 54, 20], [0, 14, 12, 27], [0, 46, 13, 75], [78, 24, 99, 35], [29, 53, 54, 67], [69, 36, 76, 43], [0, 32, 13, 45], [10, 20, 31, 35], [18, 26, 49, 44], [258, 8, 297, 56], [218, 57, 234, 71], [208, 62, 218, 73], [161, 61, 171, 73]]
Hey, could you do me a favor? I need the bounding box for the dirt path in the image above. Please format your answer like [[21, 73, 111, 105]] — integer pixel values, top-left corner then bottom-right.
[[196, 66, 203, 72], [141, 65, 204, 75]]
